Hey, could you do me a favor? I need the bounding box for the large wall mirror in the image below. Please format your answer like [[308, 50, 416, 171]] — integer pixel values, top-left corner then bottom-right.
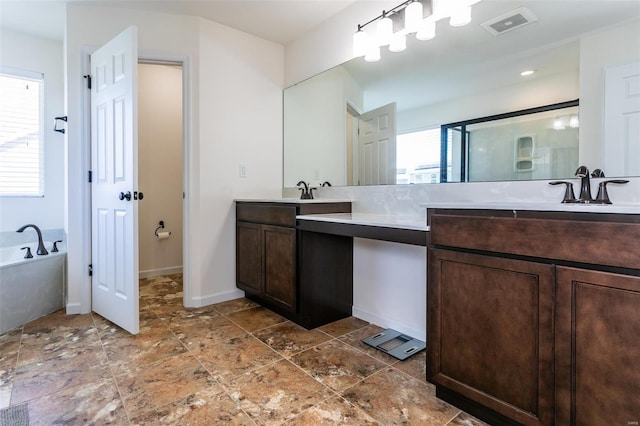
[[283, 0, 640, 187]]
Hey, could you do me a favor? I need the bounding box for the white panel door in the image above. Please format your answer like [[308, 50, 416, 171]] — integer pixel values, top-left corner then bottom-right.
[[91, 27, 139, 334], [604, 61, 640, 177], [358, 103, 397, 185]]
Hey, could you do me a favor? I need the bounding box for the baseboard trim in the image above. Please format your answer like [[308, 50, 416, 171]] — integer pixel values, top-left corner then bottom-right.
[[139, 266, 183, 279], [188, 288, 245, 308], [352, 306, 426, 342], [65, 303, 83, 315]]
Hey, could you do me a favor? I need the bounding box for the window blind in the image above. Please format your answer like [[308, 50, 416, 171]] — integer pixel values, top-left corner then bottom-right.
[[0, 69, 44, 197]]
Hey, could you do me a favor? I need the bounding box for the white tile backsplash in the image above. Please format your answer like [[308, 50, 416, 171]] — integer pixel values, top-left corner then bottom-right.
[[288, 177, 640, 217]]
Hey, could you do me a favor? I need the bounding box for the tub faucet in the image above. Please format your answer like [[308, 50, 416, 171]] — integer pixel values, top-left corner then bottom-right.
[[16, 224, 48, 255], [575, 165, 593, 203]]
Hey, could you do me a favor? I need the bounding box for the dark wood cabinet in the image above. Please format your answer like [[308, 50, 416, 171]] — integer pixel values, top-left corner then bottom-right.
[[236, 221, 262, 294], [428, 249, 554, 425], [236, 221, 297, 313], [555, 267, 640, 426], [236, 200, 352, 328], [427, 208, 640, 426], [262, 224, 296, 312]]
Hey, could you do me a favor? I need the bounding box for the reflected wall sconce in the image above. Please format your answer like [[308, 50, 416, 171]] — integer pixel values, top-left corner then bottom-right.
[[553, 115, 580, 130], [353, 0, 483, 62]]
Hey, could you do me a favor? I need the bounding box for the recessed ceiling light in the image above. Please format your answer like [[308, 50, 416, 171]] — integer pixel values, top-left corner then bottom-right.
[[520, 70, 535, 76]]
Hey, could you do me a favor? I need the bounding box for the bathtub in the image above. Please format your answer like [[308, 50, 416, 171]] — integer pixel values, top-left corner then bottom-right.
[[0, 241, 66, 334]]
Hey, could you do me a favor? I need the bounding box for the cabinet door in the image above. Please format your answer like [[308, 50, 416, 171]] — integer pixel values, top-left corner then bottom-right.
[[262, 225, 296, 313], [556, 267, 640, 425], [427, 249, 554, 425], [236, 221, 263, 294]]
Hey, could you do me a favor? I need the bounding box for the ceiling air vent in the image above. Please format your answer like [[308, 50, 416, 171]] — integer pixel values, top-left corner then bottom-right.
[[481, 7, 538, 36]]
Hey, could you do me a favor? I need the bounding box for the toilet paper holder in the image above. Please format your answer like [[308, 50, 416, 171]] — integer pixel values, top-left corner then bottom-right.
[[154, 220, 172, 238]]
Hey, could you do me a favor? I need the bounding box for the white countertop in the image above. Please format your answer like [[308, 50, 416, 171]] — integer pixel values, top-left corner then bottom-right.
[[296, 213, 428, 231], [420, 202, 640, 214], [235, 198, 352, 204]]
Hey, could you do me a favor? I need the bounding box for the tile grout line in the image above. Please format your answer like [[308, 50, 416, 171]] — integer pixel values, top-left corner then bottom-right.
[[7, 324, 25, 408], [201, 304, 354, 424], [282, 344, 388, 425], [145, 297, 260, 425], [443, 409, 464, 425], [91, 311, 133, 426]]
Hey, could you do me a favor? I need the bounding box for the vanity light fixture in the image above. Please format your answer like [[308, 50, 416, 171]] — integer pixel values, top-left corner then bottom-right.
[[520, 69, 535, 76], [353, 0, 482, 62]]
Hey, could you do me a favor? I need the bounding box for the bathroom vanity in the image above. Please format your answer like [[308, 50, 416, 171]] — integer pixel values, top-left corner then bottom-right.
[[426, 206, 640, 425], [236, 200, 429, 329], [235, 200, 353, 328]]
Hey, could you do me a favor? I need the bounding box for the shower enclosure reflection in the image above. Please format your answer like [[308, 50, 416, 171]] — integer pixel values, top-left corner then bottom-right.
[[442, 101, 579, 182]]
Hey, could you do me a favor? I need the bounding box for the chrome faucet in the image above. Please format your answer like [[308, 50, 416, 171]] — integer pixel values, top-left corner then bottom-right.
[[575, 165, 593, 203], [16, 224, 48, 255]]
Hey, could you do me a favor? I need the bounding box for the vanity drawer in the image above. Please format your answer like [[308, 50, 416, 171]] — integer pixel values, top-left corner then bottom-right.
[[430, 213, 640, 269], [236, 203, 296, 227]]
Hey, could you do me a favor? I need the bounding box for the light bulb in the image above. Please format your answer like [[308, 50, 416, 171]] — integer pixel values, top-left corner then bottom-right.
[[553, 117, 565, 130], [569, 115, 579, 128], [364, 45, 381, 62], [389, 33, 407, 52], [404, 1, 423, 34], [416, 19, 436, 41], [450, 5, 472, 26], [377, 14, 393, 46], [353, 28, 368, 57], [431, 0, 451, 21]]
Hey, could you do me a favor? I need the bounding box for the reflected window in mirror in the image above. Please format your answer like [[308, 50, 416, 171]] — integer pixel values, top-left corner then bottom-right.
[[397, 128, 450, 184]]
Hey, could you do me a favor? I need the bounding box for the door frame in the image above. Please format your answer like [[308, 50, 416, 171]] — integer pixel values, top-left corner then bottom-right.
[[79, 49, 193, 312]]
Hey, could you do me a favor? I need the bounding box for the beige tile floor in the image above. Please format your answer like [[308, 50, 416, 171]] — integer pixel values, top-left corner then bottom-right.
[[0, 274, 488, 425]]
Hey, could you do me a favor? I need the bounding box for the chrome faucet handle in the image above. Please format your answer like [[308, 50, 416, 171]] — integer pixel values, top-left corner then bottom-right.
[[593, 179, 629, 204], [549, 181, 577, 203]]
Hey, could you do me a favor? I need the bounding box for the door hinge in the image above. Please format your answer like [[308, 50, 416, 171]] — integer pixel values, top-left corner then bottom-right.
[[88, 264, 93, 276], [88, 170, 92, 183], [83, 74, 92, 89]]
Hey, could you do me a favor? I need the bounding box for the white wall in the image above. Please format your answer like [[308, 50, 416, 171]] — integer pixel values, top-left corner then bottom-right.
[[197, 17, 284, 306], [285, 1, 396, 87], [138, 63, 183, 277], [398, 70, 579, 133], [0, 29, 64, 232], [65, 4, 283, 313], [579, 19, 640, 169], [284, 66, 363, 187]]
